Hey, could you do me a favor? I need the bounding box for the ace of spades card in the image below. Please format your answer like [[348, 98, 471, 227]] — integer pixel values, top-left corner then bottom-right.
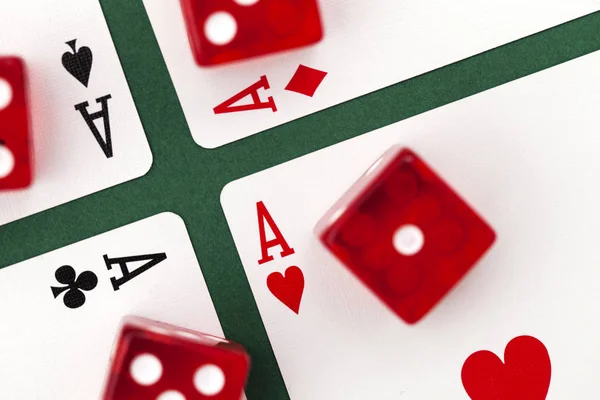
[[141, 0, 599, 148], [0, 0, 151, 226], [0, 213, 231, 400], [221, 50, 600, 399]]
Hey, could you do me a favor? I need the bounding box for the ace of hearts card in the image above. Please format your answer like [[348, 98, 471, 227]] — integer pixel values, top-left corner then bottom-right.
[[142, 0, 599, 148], [221, 50, 600, 399], [0, 0, 151, 227]]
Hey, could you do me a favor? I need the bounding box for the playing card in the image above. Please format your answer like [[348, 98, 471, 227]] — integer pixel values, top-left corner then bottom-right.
[[0, 0, 151, 226], [221, 50, 600, 398], [142, 0, 599, 148], [0, 213, 226, 399]]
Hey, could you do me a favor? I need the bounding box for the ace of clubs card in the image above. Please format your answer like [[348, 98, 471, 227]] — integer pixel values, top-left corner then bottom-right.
[[0, 0, 151, 227], [221, 50, 600, 399], [142, 0, 599, 148], [0, 213, 230, 400]]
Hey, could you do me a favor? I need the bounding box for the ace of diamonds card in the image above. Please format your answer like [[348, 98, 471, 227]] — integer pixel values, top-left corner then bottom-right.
[[221, 50, 600, 399], [142, 0, 599, 148], [0, 0, 151, 226]]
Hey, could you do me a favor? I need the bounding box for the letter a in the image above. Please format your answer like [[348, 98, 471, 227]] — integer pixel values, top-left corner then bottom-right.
[[104, 252, 167, 291], [75, 94, 113, 158], [213, 76, 277, 115], [257, 201, 295, 265]]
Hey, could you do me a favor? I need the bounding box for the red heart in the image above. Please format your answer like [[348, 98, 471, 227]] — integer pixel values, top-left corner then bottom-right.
[[461, 335, 551, 400], [267, 266, 304, 314]]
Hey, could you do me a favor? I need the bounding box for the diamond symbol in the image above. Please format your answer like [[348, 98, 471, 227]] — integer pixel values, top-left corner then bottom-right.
[[284, 64, 328, 97]]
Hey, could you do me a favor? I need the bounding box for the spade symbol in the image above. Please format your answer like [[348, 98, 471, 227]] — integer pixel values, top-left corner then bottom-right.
[[62, 39, 93, 87], [51, 265, 98, 309]]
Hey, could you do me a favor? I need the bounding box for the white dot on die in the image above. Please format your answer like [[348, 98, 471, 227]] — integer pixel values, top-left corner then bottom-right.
[[0, 144, 15, 179], [234, 0, 260, 5], [393, 224, 424, 256], [194, 364, 226, 396], [0, 78, 13, 110], [204, 12, 238, 46], [130, 353, 163, 386], [156, 390, 186, 400]]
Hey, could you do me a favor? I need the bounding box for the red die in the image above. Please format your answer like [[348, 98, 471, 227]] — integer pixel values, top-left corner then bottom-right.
[[0, 57, 32, 190], [316, 147, 496, 324], [102, 316, 250, 400], [180, 0, 323, 66]]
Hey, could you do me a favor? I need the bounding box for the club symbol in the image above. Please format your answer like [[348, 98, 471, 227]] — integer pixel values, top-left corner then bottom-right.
[[51, 265, 98, 309], [62, 39, 93, 87]]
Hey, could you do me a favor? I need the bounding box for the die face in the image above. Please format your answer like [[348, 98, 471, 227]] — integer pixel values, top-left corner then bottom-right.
[[180, 0, 323, 66], [318, 148, 496, 324], [0, 57, 32, 190], [103, 318, 250, 400]]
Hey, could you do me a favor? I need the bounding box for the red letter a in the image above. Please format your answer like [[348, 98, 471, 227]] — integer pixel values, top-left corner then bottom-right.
[[214, 75, 277, 115], [257, 201, 295, 265]]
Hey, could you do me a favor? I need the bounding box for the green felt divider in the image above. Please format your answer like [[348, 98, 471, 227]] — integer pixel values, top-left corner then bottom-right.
[[0, 3, 598, 398]]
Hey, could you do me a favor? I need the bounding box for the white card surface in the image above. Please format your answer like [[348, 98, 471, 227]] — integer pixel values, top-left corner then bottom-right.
[[0, 0, 151, 226], [0, 213, 225, 399], [143, 0, 599, 148], [221, 51, 600, 398]]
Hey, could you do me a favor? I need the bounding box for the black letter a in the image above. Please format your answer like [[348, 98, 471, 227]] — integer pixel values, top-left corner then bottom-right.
[[104, 252, 167, 291], [75, 94, 113, 158]]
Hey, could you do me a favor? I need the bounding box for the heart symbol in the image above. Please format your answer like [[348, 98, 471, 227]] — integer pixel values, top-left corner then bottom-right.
[[61, 39, 93, 87], [267, 266, 304, 314], [461, 335, 551, 400]]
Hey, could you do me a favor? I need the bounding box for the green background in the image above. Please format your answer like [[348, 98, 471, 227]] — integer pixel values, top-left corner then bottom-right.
[[1, 3, 599, 398]]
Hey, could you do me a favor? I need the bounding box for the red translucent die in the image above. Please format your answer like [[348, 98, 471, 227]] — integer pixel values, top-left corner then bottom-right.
[[316, 147, 496, 324], [102, 316, 250, 400], [180, 0, 323, 66], [0, 57, 32, 190]]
